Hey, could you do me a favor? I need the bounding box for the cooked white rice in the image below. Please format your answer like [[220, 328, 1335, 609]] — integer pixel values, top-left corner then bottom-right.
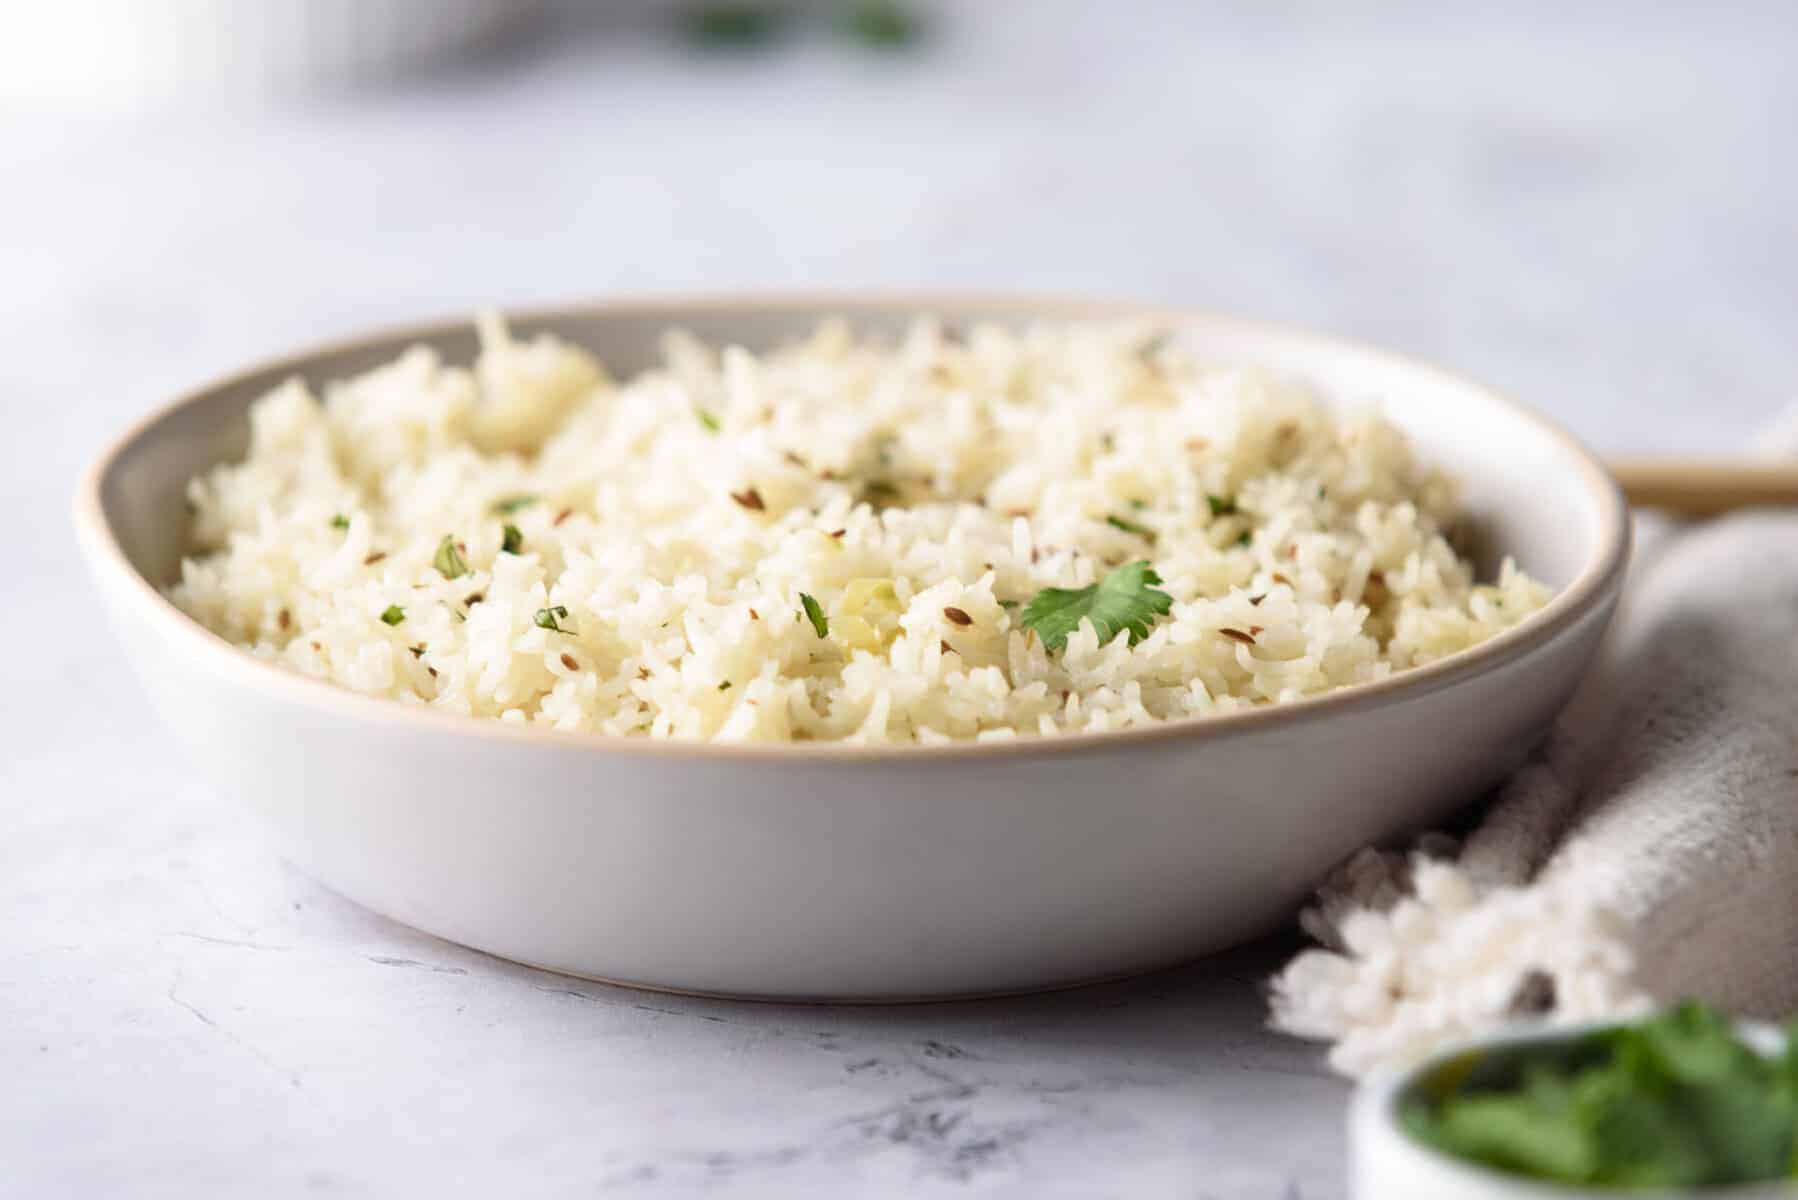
[[169, 315, 1551, 744]]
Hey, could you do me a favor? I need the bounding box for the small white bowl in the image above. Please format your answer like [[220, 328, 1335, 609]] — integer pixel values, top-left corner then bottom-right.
[[1351, 1021, 1797, 1198], [72, 293, 1629, 1001], [0, 0, 543, 106]]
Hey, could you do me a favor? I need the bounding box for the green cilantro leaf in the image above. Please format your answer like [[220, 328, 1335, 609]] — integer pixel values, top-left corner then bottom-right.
[[799, 592, 828, 638], [490, 494, 537, 515], [1404, 1073, 1599, 1183], [330, 513, 350, 530], [501, 524, 523, 555], [1018, 560, 1173, 652], [1206, 493, 1237, 517], [1404, 1001, 1798, 1187], [1105, 513, 1155, 540], [433, 534, 469, 579], [379, 605, 405, 626], [860, 480, 900, 508], [534, 605, 571, 633], [697, 409, 722, 433]]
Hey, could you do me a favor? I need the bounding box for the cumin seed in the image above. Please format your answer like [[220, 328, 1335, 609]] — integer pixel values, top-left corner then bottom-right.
[[560, 653, 579, 671], [730, 488, 766, 511], [1220, 628, 1257, 645], [364, 551, 387, 565], [943, 606, 973, 626], [553, 508, 573, 526]]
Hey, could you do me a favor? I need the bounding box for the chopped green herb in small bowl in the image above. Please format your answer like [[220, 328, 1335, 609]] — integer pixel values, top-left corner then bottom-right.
[[1351, 1005, 1798, 1198]]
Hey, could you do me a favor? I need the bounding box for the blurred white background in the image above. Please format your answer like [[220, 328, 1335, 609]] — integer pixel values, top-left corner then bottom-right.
[[4, 4, 1794, 1196], [7, 0, 1794, 468]]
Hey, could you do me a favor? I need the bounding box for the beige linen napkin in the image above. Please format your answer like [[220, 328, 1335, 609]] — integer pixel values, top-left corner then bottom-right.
[[1270, 489, 1798, 1075]]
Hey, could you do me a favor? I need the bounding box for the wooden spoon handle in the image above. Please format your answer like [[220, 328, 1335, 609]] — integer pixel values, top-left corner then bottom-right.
[[1609, 458, 1798, 516]]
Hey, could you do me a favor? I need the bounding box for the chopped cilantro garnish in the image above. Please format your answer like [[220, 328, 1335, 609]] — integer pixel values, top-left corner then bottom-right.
[[799, 592, 828, 638], [490, 494, 538, 515], [1105, 513, 1155, 540], [998, 599, 1020, 609], [330, 514, 350, 530], [379, 605, 405, 626], [433, 534, 469, 579], [501, 524, 523, 555], [534, 605, 571, 633], [1235, 531, 1252, 547], [408, 644, 426, 659], [718, 681, 732, 691], [697, 409, 722, 432], [1138, 331, 1173, 359], [1403, 1001, 1798, 1188], [1206, 494, 1237, 517], [1018, 560, 1173, 652]]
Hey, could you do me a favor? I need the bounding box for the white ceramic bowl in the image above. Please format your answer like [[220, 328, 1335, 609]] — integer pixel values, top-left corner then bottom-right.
[[1351, 1021, 1796, 1198], [72, 293, 1629, 1000], [1, 0, 544, 106]]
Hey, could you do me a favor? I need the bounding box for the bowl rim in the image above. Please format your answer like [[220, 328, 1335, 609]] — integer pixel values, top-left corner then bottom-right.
[[1351, 1017, 1794, 1196], [72, 289, 1631, 764]]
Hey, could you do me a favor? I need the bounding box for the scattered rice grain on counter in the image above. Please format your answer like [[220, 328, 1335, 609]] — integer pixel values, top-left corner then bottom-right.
[[168, 315, 1552, 744]]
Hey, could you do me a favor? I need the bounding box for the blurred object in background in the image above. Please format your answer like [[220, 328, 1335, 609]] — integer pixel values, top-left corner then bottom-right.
[[0, 0, 545, 107], [0, 0, 928, 110], [676, 0, 924, 51]]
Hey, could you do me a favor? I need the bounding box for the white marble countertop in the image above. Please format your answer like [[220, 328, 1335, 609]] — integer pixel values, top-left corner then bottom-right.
[[5, 3, 1793, 1195]]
